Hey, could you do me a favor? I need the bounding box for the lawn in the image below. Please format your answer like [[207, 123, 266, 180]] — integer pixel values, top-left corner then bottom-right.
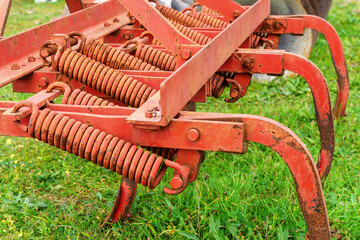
[[0, 0, 359, 239]]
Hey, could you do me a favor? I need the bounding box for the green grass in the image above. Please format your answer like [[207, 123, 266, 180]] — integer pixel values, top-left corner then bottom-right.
[[0, 0, 359, 239]]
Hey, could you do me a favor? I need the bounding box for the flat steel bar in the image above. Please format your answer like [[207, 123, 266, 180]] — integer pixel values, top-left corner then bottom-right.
[[117, 0, 195, 54], [0, 0, 129, 88], [127, 0, 271, 127], [0, 0, 12, 36]]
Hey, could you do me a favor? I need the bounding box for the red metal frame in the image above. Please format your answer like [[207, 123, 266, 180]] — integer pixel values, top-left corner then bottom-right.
[[0, 0, 349, 238], [0, 0, 12, 37]]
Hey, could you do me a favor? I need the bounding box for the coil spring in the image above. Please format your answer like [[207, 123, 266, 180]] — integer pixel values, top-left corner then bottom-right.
[[79, 39, 160, 71], [47, 82, 177, 160], [40, 41, 157, 108], [125, 41, 240, 101], [13, 102, 169, 189], [170, 20, 212, 45], [129, 40, 177, 71], [192, 13, 229, 28], [151, 1, 210, 28]]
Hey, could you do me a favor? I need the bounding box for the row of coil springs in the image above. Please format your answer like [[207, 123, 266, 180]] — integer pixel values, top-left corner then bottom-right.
[[150, 0, 229, 29], [80, 39, 160, 71], [155, 2, 209, 28], [48, 82, 177, 161], [40, 41, 157, 108], [12, 101, 169, 189]]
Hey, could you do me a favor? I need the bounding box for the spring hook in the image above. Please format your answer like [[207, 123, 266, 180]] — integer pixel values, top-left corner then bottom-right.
[[11, 101, 39, 134], [191, 3, 217, 14]]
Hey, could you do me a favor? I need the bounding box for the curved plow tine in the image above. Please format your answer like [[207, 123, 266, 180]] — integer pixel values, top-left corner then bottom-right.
[[300, 14, 349, 119], [242, 114, 331, 239], [283, 52, 335, 180], [102, 178, 137, 227]]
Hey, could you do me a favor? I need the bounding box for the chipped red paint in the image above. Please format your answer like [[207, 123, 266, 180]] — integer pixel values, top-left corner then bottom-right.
[[0, 0, 350, 238]]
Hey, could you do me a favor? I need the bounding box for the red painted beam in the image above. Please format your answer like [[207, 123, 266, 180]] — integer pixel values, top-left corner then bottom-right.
[[127, 0, 271, 127]]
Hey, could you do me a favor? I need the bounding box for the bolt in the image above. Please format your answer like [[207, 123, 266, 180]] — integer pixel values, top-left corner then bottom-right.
[[187, 128, 200, 142], [113, 17, 120, 23], [233, 10, 241, 19], [241, 56, 255, 69], [28, 56, 36, 62], [104, 22, 111, 27], [272, 21, 283, 32], [145, 109, 154, 118], [11, 63, 20, 70], [124, 31, 133, 40], [170, 175, 183, 190], [180, 49, 192, 60], [38, 77, 49, 88]]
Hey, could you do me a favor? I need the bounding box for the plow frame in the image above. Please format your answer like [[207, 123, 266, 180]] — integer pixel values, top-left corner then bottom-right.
[[0, 0, 350, 239]]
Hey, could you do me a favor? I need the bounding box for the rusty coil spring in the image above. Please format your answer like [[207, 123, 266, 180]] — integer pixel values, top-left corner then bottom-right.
[[192, 3, 217, 14], [169, 20, 212, 45], [79, 38, 160, 71], [47, 82, 177, 160], [13, 102, 166, 188], [12, 101, 187, 194], [150, 0, 210, 28], [252, 33, 274, 49], [192, 12, 229, 28], [181, 7, 229, 29], [206, 72, 242, 103], [40, 41, 157, 108], [128, 39, 177, 71], [123, 40, 241, 102]]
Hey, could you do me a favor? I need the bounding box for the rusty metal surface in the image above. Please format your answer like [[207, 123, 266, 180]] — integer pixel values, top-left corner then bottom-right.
[[0, 0, 350, 237], [0, 0, 12, 36], [127, 0, 271, 126], [0, 0, 129, 88], [65, 0, 85, 13]]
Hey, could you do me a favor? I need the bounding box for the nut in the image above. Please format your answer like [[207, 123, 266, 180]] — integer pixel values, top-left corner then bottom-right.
[[272, 21, 283, 32], [233, 10, 241, 19], [11, 63, 20, 70], [241, 56, 255, 69], [113, 18, 120, 23], [124, 31, 133, 40], [170, 175, 183, 189], [180, 49, 192, 60], [38, 77, 49, 88], [28, 56, 36, 62], [145, 110, 154, 118], [187, 128, 200, 142]]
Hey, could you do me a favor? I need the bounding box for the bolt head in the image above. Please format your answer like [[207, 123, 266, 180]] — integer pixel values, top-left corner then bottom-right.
[[242, 56, 254, 68], [104, 22, 111, 27], [145, 110, 153, 118], [272, 21, 282, 31], [124, 31, 133, 40], [28, 56, 36, 62], [233, 10, 240, 19], [38, 77, 49, 87], [180, 49, 192, 60], [11, 64, 20, 70], [170, 176, 183, 189], [113, 18, 120, 23], [187, 128, 200, 142]]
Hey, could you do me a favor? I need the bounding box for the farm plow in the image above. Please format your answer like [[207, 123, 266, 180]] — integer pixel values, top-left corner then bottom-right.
[[0, 0, 350, 239]]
